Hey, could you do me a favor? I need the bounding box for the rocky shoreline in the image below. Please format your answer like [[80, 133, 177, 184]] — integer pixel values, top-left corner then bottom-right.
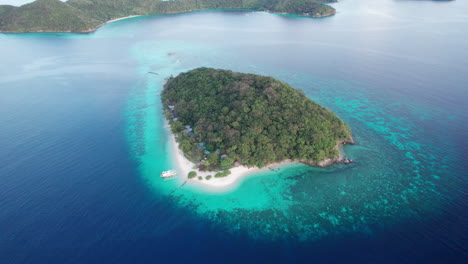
[[171, 130, 354, 191], [212, 138, 355, 173], [270, 9, 336, 18], [298, 139, 355, 168]]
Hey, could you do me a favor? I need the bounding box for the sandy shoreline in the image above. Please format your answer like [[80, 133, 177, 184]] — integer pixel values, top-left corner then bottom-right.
[[0, 15, 143, 34], [0, 8, 334, 34], [167, 124, 350, 190], [169, 131, 273, 190], [105, 15, 142, 24], [79, 15, 143, 33]]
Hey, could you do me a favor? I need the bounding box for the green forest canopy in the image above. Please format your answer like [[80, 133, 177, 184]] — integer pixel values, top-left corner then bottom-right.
[[0, 0, 336, 32], [162, 68, 352, 171]]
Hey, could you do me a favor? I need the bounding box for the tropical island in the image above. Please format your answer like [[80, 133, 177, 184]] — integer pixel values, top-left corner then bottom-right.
[[0, 0, 337, 33], [162, 68, 353, 188]]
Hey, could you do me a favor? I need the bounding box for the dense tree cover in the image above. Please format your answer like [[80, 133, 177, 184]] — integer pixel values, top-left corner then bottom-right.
[[215, 170, 232, 178], [188, 171, 197, 179], [162, 68, 352, 171], [0, 0, 336, 32], [0, 0, 100, 32], [271, 0, 336, 17], [0, 5, 14, 18]]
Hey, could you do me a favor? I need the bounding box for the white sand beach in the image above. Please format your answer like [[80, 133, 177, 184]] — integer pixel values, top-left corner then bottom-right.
[[166, 119, 349, 190], [105, 15, 142, 24], [167, 131, 351, 190], [168, 132, 291, 190]]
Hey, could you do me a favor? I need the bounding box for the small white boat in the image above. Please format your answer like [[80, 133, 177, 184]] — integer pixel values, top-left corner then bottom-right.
[[160, 170, 177, 180]]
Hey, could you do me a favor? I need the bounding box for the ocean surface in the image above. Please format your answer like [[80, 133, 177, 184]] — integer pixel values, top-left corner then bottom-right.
[[0, 0, 467, 263]]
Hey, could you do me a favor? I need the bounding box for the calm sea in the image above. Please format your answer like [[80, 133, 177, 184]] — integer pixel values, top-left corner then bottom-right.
[[0, 0, 467, 263]]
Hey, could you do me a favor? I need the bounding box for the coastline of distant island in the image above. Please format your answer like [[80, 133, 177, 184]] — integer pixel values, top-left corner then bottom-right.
[[162, 68, 354, 189], [0, 0, 337, 33]]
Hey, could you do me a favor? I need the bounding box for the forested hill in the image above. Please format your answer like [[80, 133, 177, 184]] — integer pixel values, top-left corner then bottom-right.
[[0, 0, 336, 33], [162, 68, 353, 171]]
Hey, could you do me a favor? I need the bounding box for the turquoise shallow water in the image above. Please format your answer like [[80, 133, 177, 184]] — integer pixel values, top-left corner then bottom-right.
[[126, 41, 454, 240], [0, 0, 467, 262], [122, 2, 467, 241]]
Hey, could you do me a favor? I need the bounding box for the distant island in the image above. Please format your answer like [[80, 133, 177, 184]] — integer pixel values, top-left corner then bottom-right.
[[162, 68, 353, 187], [0, 0, 337, 33]]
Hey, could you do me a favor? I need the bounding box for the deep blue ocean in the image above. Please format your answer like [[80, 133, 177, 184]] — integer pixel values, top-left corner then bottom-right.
[[0, 0, 467, 263]]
